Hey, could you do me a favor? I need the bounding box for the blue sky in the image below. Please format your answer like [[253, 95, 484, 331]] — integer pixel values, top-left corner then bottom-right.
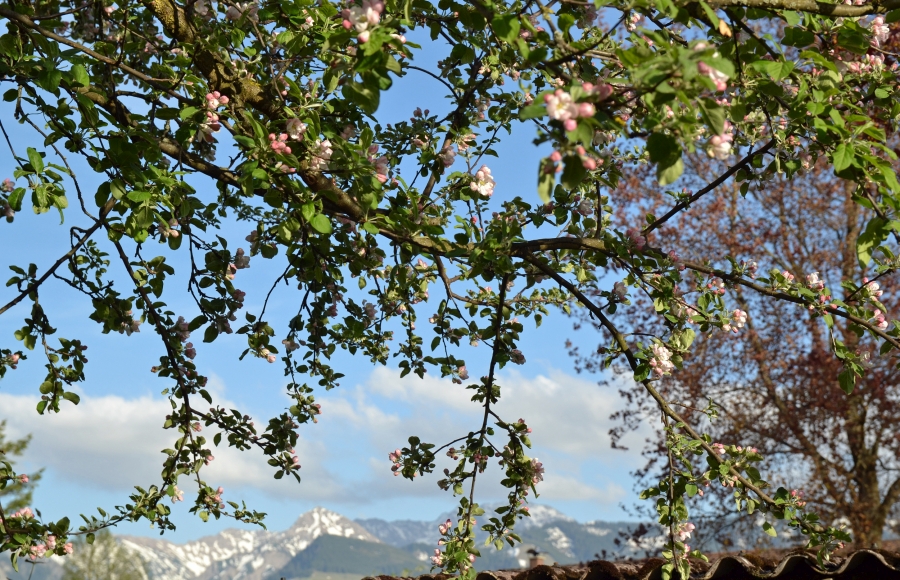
[[0, 28, 651, 543]]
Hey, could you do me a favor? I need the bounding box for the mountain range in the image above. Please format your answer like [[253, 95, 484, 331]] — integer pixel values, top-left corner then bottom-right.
[[0, 505, 653, 580]]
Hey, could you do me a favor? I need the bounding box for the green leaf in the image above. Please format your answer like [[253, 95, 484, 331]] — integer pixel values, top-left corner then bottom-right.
[[309, 214, 333, 234], [560, 156, 586, 189], [126, 190, 152, 203], [62, 391, 81, 405], [657, 157, 684, 186], [838, 369, 856, 394], [342, 81, 380, 114], [27, 147, 44, 173], [70, 64, 90, 87], [519, 103, 546, 120], [647, 133, 680, 167], [832, 143, 854, 172], [179, 106, 199, 120], [492, 15, 520, 43], [537, 171, 555, 203], [699, 101, 726, 136], [751, 60, 795, 81]]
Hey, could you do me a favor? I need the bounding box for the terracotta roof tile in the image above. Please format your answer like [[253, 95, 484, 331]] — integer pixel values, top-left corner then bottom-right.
[[363, 549, 900, 580]]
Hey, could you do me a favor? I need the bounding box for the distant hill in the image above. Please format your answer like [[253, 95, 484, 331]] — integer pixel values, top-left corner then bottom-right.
[[273, 535, 428, 579]]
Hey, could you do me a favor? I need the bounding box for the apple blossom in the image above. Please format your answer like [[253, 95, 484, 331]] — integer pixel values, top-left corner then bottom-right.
[[649, 343, 675, 376], [469, 165, 496, 197]]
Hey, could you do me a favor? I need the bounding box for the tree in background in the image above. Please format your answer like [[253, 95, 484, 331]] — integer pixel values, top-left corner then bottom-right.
[[0, 421, 42, 513], [61, 530, 148, 580], [0, 0, 899, 576], [573, 150, 900, 548]]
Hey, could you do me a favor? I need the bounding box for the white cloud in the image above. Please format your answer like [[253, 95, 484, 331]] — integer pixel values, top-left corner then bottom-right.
[[312, 367, 646, 506], [326, 366, 648, 463], [0, 381, 349, 501], [0, 366, 646, 512]]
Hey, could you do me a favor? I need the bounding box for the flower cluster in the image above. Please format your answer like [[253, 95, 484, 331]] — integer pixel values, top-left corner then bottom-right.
[[695, 44, 729, 91], [119, 310, 142, 336], [389, 448, 402, 476], [286, 118, 308, 140], [625, 227, 647, 250], [210, 486, 225, 508], [225, 2, 258, 22], [469, 165, 495, 197], [544, 89, 597, 131], [367, 145, 390, 183], [869, 15, 890, 48], [530, 458, 544, 484], [706, 277, 726, 295], [706, 121, 733, 160], [675, 521, 695, 542], [723, 309, 747, 333], [341, 0, 383, 43], [806, 272, 825, 291], [863, 277, 884, 300], [649, 343, 675, 376], [269, 133, 293, 155], [310, 139, 333, 170], [438, 143, 456, 167]]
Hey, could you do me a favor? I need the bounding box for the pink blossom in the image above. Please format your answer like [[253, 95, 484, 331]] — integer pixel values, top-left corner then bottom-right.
[[676, 522, 695, 542], [870, 16, 890, 47], [64, 543, 74, 555], [225, 2, 258, 22], [698, 61, 728, 91], [1, 178, 13, 192], [806, 272, 825, 291], [871, 312, 888, 330], [625, 228, 646, 249], [469, 165, 496, 197], [544, 90, 578, 121], [286, 118, 308, 140], [17, 474, 28, 483], [311, 140, 333, 170], [438, 143, 456, 167], [649, 343, 674, 375], [458, 365, 469, 380], [531, 458, 544, 483], [732, 309, 747, 330], [205, 91, 229, 109], [706, 122, 733, 160]]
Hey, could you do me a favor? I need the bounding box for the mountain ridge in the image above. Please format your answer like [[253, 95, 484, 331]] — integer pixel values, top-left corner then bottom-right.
[[0, 505, 654, 580]]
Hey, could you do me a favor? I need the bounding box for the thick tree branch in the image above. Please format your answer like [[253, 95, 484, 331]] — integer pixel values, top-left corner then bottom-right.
[[705, 0, 900, 16]]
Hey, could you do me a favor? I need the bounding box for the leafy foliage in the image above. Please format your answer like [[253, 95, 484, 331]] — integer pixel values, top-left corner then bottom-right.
[[0, 0, 899, 577]]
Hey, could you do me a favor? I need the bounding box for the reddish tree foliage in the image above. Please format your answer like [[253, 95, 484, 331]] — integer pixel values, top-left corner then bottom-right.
[[572, 151, 900, 548]]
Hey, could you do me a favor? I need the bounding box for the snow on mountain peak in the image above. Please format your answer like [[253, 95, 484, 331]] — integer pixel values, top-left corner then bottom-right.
[[515, 505, 575, 529], [120, 508, 379, 580]]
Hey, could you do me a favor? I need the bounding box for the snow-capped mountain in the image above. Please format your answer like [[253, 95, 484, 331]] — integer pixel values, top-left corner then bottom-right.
[[0, 504, 659, 580], [358, 503, 576, 548], [121, 507, 378, 580]]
